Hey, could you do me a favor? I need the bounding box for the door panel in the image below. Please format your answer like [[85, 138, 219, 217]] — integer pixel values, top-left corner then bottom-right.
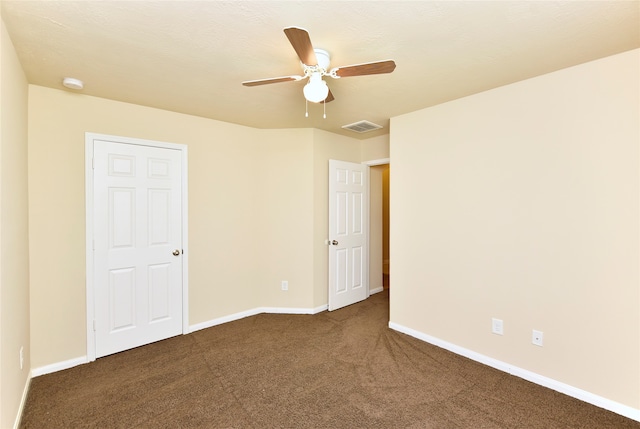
[[94, 140, 183, 358], [352, 246, 363, 289], [149, 263, 172, 321], [149, 189, 171, 244], [329, 160, 369, 311], [110, 268, 135, 331], [110, 188, 135, 248]]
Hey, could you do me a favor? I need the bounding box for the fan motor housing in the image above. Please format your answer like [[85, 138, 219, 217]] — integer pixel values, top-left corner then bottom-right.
[[313, 49, 330, 70]]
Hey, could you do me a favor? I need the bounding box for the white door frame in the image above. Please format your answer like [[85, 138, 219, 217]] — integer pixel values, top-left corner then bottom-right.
[[85, 132, 189, 362], [363, 158, 390, 167]]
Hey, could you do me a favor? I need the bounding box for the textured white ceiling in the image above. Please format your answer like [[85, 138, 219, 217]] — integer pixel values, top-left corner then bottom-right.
[[2, 1, 638, 139]]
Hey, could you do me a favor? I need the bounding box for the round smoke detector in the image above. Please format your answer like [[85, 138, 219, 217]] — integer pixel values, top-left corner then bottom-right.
[[62, 77, 84, 90]]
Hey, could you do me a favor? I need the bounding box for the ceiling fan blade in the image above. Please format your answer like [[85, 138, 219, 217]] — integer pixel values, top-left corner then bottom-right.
[[332, 60, 396, 78], [283, 27, 317, 66], [324, 90, 334, 103], [242, 75, 303, 87]]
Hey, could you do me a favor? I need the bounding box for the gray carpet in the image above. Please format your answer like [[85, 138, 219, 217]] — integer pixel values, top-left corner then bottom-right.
[[20, 290, 639, 428]]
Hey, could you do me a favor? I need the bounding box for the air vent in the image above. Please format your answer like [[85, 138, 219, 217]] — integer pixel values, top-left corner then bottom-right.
[[342, 120, 383, 133]]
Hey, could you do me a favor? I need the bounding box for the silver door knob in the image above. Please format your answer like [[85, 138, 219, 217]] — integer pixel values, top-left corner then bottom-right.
[[331, 240, 338, 246], [173, 249, 180, 256]]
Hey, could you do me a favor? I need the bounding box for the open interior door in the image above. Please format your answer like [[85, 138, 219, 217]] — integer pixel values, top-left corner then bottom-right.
[[328, 160, 369, 311]]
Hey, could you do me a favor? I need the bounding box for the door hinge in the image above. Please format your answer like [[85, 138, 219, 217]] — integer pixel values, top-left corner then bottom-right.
[[92, 320, 96, 332], [92, 157, 94, 169]]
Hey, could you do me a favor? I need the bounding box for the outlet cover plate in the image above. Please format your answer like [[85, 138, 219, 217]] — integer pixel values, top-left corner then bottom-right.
[[532, 330, 544, 346], [491, 318, 504, 335]]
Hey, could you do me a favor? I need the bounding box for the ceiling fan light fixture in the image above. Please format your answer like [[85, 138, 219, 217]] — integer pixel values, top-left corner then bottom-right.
[[303, 73, 329, 103], [244, 27, 395, 108]]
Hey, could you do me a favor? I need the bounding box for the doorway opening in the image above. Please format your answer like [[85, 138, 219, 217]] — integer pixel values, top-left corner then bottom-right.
[[367, 160, 390, 293], [382, 165, 390, 289]]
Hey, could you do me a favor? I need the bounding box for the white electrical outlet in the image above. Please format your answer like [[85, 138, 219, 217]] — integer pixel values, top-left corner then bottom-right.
[[281, 280, 288, 291], [491, 318, 504, 335], [19, 346, 24, 370], [532, 330, 544, 346]]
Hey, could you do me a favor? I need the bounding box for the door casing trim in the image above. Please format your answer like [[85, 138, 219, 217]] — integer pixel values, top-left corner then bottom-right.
[[84, 132, 189, 362]]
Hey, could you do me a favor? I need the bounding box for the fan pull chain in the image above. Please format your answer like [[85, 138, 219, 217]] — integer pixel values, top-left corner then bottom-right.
[[304, 99, 328, 118]]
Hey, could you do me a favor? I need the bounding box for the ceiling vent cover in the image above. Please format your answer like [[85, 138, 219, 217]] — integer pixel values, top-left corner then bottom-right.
[[342, 120, 383, 133]]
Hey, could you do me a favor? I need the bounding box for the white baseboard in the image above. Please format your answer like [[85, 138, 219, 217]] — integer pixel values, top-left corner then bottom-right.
[[261, 305, 328, 315], [312, 304, 328, 314], [13, 374, 31, 429], [370, 286, 384, 294], [388, 322, 640, 422], [31, 356, 88, 378], [189, 308, 263, 333], [189, 304, 327, 333]]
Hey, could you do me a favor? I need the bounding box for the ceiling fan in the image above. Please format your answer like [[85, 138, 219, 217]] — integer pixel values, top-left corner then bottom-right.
[[242, 27, 396, 105]]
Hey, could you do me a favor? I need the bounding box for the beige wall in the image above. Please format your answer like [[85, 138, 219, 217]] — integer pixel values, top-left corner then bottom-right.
[[390, 49, 639, 409], [28, 86, 263, 367], [27, 86, 375, 371], [255, 128, 315, 308], [0, 18, 30, 429], [361, 134, 389, 161]]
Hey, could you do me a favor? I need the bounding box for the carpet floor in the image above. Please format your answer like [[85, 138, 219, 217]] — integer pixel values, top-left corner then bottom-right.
[[20, 290, 639, 428]]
